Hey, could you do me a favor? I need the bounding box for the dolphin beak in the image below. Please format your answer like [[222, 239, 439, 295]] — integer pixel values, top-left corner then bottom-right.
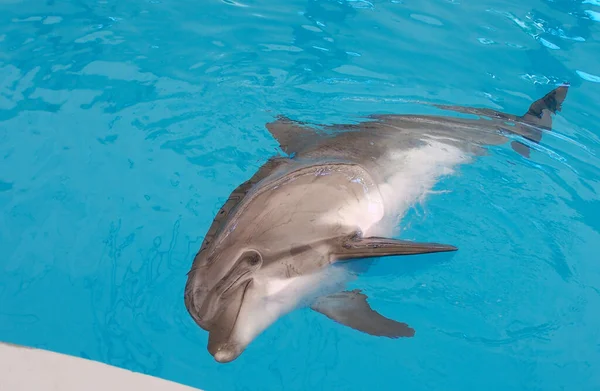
[[210, 344, 243, 363], [206, 280, 251, 363]]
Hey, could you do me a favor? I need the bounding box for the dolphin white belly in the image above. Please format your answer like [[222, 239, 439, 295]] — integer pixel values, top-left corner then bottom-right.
[[320, 139, 470, 238], [371, 140, 470, 236]]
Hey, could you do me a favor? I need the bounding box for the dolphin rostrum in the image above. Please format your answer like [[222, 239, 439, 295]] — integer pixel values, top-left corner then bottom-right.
[[184, 84, 569, 363]]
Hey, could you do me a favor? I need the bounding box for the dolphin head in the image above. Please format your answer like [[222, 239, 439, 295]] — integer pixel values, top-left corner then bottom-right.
[[184, 246, 264, 363], [182, 161, 402, 363]]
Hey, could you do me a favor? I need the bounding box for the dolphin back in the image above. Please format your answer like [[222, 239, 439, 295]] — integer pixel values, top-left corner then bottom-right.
[[265, 84, 570, 159]]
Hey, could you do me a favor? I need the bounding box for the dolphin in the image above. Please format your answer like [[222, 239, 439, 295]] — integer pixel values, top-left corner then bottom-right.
[[184, 84, 569, 363]]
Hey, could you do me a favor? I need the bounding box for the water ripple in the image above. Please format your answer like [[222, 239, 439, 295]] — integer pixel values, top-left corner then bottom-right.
[[1, 0, 600, 390]]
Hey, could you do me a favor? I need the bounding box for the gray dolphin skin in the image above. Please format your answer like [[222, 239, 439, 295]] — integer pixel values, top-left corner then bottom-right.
[[184, 85, 569, 363]]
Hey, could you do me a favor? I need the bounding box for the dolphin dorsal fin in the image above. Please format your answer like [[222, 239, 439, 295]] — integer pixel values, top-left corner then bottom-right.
[[265, 115, 324, 156]]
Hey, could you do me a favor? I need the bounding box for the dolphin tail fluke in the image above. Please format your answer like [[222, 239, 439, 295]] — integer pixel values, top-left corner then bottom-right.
[[433, 84, 569, 158], [510, 83, 569, 157], [310, 289, 415, 338], [520, 83, 569, 131]]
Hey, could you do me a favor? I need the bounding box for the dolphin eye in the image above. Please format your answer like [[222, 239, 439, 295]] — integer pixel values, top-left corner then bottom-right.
[[245, 252, 261, 266]]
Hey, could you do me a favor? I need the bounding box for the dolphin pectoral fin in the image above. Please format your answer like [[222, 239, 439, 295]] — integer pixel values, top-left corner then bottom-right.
[[310, 290, 415, 338], [335, 236, 457, 260], [510, 140, 531, 158]]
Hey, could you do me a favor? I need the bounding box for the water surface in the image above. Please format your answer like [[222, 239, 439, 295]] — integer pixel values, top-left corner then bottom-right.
[[1, 0, 600, 390]]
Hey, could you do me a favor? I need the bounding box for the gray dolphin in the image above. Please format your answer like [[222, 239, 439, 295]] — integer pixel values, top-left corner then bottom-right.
[[184, 85, 569, 363]]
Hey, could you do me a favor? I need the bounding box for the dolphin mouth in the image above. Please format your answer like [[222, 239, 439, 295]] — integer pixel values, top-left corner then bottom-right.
[[221, 270, 250, 297], [207, 279, 252, 363]]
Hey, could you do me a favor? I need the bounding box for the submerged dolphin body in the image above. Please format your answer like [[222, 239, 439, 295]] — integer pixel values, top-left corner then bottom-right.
[[184, 85, 569, 363]]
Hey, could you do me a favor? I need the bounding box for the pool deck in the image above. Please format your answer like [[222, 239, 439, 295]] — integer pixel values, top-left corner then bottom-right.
[[0, 341, 203, 391]]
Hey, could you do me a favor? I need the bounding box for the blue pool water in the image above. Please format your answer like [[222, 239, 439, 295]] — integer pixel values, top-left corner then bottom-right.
[[1, 0, 600, 390]]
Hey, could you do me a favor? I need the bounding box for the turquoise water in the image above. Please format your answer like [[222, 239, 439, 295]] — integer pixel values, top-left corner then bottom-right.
[[1, 0, 600, 390]]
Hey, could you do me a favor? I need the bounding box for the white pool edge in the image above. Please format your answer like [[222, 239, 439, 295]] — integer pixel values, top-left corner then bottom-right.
[[0, 341, 203, 391]]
